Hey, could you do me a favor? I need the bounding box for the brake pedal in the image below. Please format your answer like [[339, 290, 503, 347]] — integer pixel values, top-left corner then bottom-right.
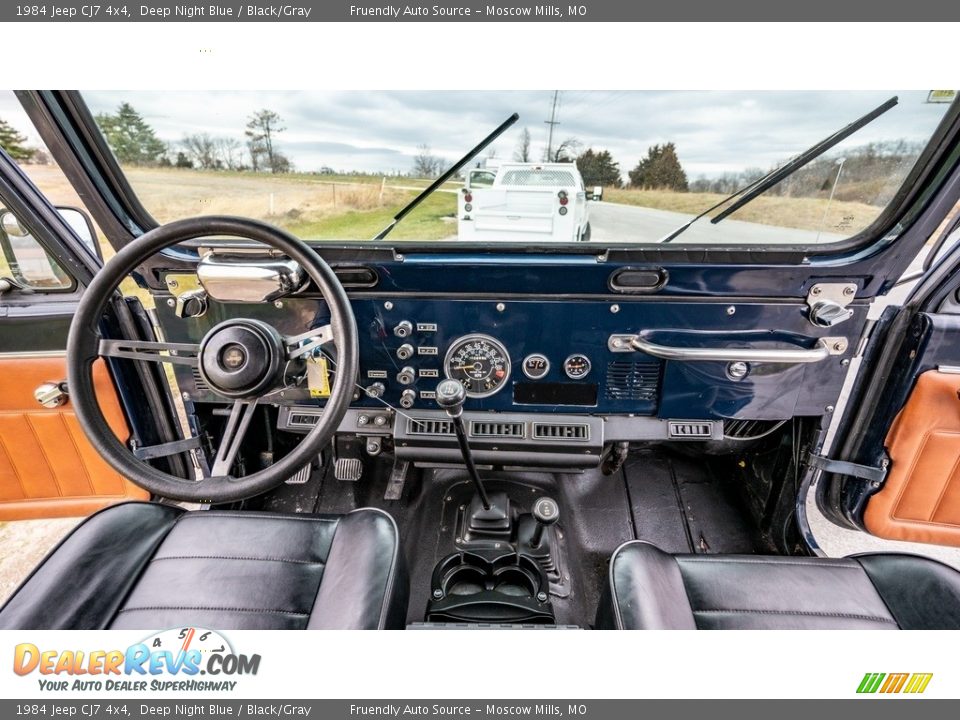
[[334, 458, 363, 482]]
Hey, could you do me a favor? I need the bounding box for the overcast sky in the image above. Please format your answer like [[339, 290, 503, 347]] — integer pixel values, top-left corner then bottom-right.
[[1, 90, 950, 178]]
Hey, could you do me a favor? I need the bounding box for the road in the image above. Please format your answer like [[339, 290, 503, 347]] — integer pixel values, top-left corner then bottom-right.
[[588, 200, 846, 244]]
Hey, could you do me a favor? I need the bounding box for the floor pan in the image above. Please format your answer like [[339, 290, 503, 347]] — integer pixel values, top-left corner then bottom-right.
[[293, 447, 765, 627]]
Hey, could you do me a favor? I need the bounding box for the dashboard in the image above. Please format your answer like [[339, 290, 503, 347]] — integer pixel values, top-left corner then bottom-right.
[[154, 259, 864, 466]]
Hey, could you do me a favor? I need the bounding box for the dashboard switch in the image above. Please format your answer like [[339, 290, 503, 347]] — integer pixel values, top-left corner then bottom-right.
[[393, 320, 413, 338], [399, 389, 416, 409], [397, 367, 416, 385], [365, 382, 386, 399], [397, 343, 415, 360]]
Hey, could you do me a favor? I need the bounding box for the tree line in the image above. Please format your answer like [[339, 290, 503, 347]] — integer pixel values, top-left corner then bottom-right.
[[94, 103, 293, 174]]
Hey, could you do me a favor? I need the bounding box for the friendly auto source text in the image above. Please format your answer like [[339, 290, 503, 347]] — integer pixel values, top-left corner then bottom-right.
[[349, 5, 586, 17]]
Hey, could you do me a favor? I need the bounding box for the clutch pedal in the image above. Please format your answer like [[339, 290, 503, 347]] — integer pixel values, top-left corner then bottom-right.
[[284, 464, 312, 485]]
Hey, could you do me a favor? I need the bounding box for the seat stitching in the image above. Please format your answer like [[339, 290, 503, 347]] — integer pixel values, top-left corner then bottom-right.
[[693, 608, 897, 623], [118, 605, 308, 616], [679, 558, 860, 568], [177, 512, 337, 523], [150, 555, 325, 566]]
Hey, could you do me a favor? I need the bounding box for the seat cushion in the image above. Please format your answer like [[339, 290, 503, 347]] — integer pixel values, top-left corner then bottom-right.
[[0, 502, 407, 630], [597, 541, 960, 629]]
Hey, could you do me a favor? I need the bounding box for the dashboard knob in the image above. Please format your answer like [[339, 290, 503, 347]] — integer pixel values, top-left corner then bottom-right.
[[396, 343, 415, 360], [393, 320, 413, 338], [397, 367, 416, 385], [399, 389, 416, 409], [365, 382, 386, 399]]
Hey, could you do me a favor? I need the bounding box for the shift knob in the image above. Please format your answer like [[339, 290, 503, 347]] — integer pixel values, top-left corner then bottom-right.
[[533, 497, 560, 526], [436, 379, 466, 417]]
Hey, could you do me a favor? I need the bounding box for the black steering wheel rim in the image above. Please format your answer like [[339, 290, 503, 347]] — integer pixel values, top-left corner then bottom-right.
[[66, 216, 359, 503]]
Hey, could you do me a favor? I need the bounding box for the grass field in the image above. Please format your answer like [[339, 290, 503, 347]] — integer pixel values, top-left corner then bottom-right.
[[603, 187, 884, 236], [2, 165, 899, 278]]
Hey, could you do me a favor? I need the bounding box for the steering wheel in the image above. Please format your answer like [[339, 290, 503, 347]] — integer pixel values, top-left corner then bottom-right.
[[67, 216, 359, 503]]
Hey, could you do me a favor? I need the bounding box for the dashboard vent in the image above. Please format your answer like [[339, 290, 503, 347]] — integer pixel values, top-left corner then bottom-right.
[[470, 421, 525, 439], [289, 413, 321, 427], [532, 422, 589, 441], [407, 418, 454, 436], [668, 422, 713, 439], [605, 361, 660, 401]]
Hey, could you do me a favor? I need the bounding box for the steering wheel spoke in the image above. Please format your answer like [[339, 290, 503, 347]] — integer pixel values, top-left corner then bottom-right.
[[284, 324, 334, 360], [209, 399, 259, 478], [99, 338, 200, 367]]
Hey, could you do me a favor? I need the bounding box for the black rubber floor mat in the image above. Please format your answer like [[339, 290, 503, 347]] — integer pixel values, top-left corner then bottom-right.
[[623, 449, 760, 555]]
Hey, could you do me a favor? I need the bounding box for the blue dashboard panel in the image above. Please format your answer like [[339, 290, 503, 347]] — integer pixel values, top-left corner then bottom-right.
[[157, 291, 866, 422]]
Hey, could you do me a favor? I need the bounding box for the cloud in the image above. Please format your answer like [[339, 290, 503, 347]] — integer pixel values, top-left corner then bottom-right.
[[1, 90, 949, 178]]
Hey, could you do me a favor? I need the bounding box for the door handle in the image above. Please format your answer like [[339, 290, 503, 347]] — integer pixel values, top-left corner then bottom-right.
[[607, 334, 848, 363], [34, 381, 68, 408]]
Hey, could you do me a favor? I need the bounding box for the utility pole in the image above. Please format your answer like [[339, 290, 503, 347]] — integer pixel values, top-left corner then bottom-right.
[[545, 90, 560, 162]]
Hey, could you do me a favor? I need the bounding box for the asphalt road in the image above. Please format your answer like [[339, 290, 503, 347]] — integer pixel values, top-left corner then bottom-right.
[[588, 200, 846, 244]]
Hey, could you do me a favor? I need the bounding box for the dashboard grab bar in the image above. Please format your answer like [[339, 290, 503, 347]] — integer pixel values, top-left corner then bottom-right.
[[607, 334, 848, 363]]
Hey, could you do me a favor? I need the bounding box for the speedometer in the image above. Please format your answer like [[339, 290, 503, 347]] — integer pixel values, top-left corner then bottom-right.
[[443, 334, 512, 398]]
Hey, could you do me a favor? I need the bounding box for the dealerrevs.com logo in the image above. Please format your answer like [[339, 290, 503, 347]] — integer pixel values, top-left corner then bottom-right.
[[13, 627, 260, 692], [857, 673, 933, 694]]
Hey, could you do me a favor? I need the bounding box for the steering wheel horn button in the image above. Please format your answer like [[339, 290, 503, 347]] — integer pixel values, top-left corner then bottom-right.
[[199, 319, 284, 398], [220, 344, 248, 371]]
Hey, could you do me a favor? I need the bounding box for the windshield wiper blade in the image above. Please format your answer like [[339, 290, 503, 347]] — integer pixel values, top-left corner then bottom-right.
[[661, 95, 898, 243], [373, 113, 519, 241]]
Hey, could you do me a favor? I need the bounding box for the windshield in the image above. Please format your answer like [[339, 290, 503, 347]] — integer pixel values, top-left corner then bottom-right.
[[78, 90, 953, 246]]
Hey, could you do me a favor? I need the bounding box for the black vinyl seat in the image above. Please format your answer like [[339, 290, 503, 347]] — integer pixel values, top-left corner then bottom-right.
[[597, 540, 960, 630], [0, 502, 408, 630]]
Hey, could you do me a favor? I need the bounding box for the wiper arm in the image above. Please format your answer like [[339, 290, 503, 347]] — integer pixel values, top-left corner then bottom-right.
[[373, 113, 519, 241], [661, 96, 898, 243]]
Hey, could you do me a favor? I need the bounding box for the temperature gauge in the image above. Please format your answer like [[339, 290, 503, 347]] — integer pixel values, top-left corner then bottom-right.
[[522, 353, 550, 380], [563, 354, 592, 380]]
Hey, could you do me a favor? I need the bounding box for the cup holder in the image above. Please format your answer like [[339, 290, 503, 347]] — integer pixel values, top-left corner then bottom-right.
[[426, 549, 555, 624]]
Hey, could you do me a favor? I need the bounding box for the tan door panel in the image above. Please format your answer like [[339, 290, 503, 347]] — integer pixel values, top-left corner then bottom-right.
[[0, 355, 148, 520], [865, 370, 960, 546]]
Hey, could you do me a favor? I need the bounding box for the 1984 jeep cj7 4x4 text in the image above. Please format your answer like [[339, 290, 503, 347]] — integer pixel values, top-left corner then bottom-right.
[[1, 90, 960, 630]]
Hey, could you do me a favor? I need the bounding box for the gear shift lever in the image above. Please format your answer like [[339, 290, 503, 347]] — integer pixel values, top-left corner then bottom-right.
[[436, 379, 491, 510], [436, 379, 511, 538], [530, 497, 560, 549]]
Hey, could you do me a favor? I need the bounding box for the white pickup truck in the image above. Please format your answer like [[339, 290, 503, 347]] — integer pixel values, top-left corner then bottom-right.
[[457, 163, 592, 242]]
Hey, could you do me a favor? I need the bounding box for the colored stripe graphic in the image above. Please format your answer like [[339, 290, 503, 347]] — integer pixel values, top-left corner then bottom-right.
[[857, 673, 885, 693], [857, 672, 932, 694], [904, 674, 933, 694]]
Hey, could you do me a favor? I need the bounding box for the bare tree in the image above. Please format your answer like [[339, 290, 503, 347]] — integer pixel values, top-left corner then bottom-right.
[[216, 137, 243, 170], [245, 109, 289, 173], [513, 127, 532, 162], [412, 143, 441, 178], [181, 133, 218, 169], [551, 137, 582, 162]]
